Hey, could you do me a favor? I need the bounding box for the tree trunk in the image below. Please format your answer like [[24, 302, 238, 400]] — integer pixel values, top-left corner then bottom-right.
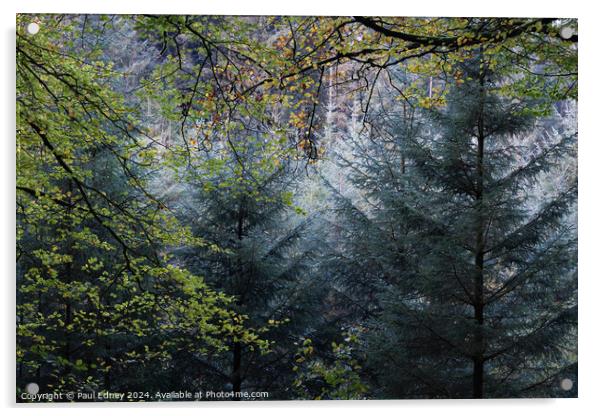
[[232, 341, 242, 399], [231, 202, 245, 399], [473, 62, 486, 399]]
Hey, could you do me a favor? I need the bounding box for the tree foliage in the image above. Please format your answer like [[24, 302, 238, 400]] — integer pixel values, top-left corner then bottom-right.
[[16, 14, 577, 401]]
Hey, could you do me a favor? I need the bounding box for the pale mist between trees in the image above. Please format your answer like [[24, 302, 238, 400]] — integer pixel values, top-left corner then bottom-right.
[[16, 15, 577, 401]]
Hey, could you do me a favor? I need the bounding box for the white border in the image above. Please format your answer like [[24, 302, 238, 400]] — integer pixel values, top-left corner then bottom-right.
[[2, 1, 599, 415]]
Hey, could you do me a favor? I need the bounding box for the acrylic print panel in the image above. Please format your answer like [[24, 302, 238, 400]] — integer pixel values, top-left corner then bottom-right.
[[16, 14, 577, 402]]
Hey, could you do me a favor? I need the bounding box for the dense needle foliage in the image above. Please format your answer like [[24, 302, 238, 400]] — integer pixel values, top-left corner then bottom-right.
[[16, 14, 577, 401]]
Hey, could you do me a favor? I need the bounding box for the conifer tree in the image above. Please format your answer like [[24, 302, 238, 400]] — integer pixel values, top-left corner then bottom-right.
[[165, 132, 329, 398], [330, 57, 577, 398]]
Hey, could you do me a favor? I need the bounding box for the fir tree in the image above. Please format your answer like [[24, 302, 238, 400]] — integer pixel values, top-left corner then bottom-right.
[[330, 57, 577, 398], [166, 133, 329, 399]]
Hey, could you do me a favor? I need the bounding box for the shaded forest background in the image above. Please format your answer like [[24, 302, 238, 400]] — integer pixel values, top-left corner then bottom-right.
[[16, 14, 577, 400]]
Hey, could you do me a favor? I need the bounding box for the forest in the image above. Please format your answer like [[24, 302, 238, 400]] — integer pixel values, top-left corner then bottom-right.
[[16, 14, 577, 401]]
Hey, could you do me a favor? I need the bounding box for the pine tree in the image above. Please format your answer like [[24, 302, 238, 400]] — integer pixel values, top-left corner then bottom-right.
[[164, 132, 329, 399], [330, 57, 577, 398]]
